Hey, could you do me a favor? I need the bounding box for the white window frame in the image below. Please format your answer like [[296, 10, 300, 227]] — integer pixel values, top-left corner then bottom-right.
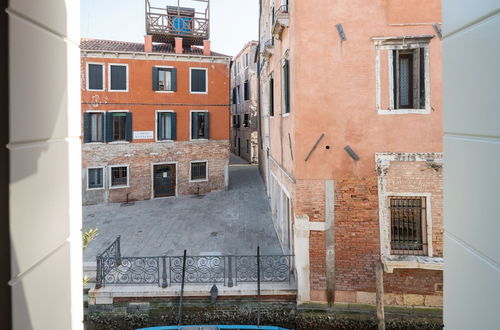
[[86, 62, 105, 91], [84, 110, 106, 144], [155, 110, 176, 142], [154, 65, 175, 93], [150, 161, 178, 199], [373, 35, 433, 115], [376, 152, 443, 273], [189, 110, 209, 141], [189, 67, 208, 94], [108, 63, 129, 92], [189, 160, 209, 183], [109, 164, 130, 189], [108, 110, 130, 144], [281, 56, 290, 117], [86, 166, 105, 190]]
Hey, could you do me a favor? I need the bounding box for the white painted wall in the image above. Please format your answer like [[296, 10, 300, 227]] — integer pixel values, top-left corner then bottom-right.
[[8, 0, 83, 329], [443, 1, 500, 329]]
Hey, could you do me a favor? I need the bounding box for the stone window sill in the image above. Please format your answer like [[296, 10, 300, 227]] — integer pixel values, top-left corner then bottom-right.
[[382, 255, 443, 273]]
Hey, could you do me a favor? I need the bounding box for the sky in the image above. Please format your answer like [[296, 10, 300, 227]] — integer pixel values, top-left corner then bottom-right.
[[81, 0, 259, 56]]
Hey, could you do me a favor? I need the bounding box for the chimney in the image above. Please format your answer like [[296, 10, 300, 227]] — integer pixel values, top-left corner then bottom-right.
[[203, 40, 211, 56], [144, 35, 153, 52], [175, 37, 183, 54]]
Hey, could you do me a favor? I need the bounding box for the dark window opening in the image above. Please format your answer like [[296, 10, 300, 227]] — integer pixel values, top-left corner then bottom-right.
[[191, 162, 207, 181], [390, 196, 428, 255], [244, 81, 250, 100], [88, 63, 103, 90], [392, 48, 426, 110], [88, 168, 103, 189], [110, 166, 128, 187], [112, 113, 127, 141], [282, 59, 290, 114], [191, 68, 207, 93], [269, 77, 274, 116], [191, 112, 209, 139], [110, 65, 127, 91], [244, 113, 250, 127]]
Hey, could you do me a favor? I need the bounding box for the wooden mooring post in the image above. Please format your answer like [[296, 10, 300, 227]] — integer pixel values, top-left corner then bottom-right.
[[376, 261, 385, 330]]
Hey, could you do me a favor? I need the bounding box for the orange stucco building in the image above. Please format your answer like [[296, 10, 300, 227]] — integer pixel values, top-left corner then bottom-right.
[[259, 0, 443, 307], [80, 37, 231, 204]]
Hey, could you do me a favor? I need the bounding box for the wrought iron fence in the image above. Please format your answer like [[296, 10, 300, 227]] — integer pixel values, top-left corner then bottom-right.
[[95, 237, 294, 288]]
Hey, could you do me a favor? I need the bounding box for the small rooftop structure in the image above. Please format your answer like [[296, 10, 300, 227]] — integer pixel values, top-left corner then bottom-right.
[[146, 0, 210, 46]]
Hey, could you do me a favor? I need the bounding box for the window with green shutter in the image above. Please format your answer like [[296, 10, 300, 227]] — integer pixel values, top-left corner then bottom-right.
[[191, 112, 209, 140], [157, 112, 176, 141], [106, 112, 132, 142], [87, 63, 104, 91], [109, 64, 128, 91], [153, 67, 177, 92], [269, 77, 275, 117], [83, 112, 104, 143], [190, 68, 208, 93]]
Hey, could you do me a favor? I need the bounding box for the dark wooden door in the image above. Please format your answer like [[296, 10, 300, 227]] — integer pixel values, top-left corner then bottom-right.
[[153, 164, 176, 198]]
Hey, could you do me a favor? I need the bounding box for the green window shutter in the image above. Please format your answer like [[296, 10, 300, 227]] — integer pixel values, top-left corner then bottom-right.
[[204, 112, 210, 139], [157, 112, 163, 140], [171, 68, 177, 92], [191, 112, 197, 139], [83, 112, 91, 143], [269, 78, 274, 116], [392, 50, 398, 109], [105, 112, 113, 142], [171, 112, 177, 140], [152, 67, 159, 91], [125, 112, 133, 142]]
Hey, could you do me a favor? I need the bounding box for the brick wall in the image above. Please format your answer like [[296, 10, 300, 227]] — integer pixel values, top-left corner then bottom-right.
[[82, 140, 229, 204]]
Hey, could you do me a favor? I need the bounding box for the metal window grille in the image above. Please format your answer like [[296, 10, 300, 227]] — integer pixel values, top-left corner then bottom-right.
[[390, 196, 427, 255], [111, 166, 128, 186], [191, 162, 207, 181]]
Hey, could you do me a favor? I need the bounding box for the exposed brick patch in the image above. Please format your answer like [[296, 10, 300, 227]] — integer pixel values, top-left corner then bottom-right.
[[82, 140, 229, 204], [334, 176, 380, 292]]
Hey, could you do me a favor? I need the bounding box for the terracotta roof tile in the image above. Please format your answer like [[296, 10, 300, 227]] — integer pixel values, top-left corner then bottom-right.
[[80, 38, 229, 57]]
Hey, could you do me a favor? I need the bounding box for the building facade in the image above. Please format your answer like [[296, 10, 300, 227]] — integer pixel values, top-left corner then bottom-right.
[[259, 0, 443, 307], [80, 38, 231, 205], [231, 41, 259, 163]]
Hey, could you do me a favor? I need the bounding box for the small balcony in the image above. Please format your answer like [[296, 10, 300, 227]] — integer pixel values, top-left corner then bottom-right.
[[272, 5, 289, 40], [262, 38, 274, 59], [146, 0, 210, 46]]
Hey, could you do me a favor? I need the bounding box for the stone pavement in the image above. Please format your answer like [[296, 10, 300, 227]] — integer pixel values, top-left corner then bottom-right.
[[83, 154, 282, 262]]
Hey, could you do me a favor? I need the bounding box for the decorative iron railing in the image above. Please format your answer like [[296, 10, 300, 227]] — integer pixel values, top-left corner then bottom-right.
[[95, 238, 294, 288]]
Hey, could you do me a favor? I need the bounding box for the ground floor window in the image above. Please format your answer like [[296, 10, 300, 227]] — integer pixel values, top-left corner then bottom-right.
[[87, 167, 104, 189], [390, 196, 427, 255], [190, 161, 208, 181], [110, 165, 129, 188], [246, 139, 250, 154]]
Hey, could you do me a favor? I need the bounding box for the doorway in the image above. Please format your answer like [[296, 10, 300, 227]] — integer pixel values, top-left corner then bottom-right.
[[153, 163, 177, 198]]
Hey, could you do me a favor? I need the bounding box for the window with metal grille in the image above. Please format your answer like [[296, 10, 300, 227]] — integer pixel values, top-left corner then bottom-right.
[[87, 168, 103, 189], [112, 113, 127, 141], [243, 114, 250, 127], [246, 139, 250, 154], [390, 196, 428, 255], [190, 161, 207, 181], [392, 48, 426, 109], [110, 166, 128, 187]]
